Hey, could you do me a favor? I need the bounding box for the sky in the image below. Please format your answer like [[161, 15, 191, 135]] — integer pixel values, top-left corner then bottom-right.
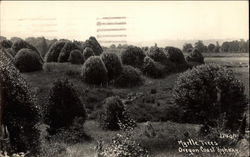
[[0, 1, 249, 46]]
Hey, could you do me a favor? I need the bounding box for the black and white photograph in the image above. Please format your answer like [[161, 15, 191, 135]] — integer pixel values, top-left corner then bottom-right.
[[0, 1, 249, 157]]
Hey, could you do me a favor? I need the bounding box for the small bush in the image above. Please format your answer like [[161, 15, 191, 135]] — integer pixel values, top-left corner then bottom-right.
[[14, 48, 43, 72], [173, 64, 247, 131], [0, 52, 41, 154], [100, 52, 122, 80], [81, 56, 108, 85], [45, 79, 87, 135], [99, 133, 148, 157], [99, 96, 126, 130], [114, 65, 144, 88], [82, 36, 103, 55], [142, 56, 165, 78], [121, 46, 145, 69], [45, 41, 66, 62], [68, 49, 84, 64], [58, 41, 81, 62], [186, 48, 204, 64], [82, 47, 95, 61]]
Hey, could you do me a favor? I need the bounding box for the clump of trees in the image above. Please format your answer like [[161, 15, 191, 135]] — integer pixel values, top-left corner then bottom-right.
[[173, 64, 247, 131], [183, 39, 249, 53]]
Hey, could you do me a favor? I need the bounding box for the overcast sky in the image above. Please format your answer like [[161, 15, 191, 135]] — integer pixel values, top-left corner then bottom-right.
[[0, 1, 249, 45]]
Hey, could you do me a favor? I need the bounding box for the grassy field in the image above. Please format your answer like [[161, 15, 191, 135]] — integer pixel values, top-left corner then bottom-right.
[[20, 53, 249, 157]]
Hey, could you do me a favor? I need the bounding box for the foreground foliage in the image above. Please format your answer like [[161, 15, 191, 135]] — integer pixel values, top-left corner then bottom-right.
[[173, 64, 247, 131]]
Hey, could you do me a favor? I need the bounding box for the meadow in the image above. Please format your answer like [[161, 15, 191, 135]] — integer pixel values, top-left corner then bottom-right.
[[18, 52, 249, 157]]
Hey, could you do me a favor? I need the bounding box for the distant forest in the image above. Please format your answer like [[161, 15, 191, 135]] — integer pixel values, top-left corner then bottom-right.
[[0, 36, 249, 56], [182, 40, 249, 53]]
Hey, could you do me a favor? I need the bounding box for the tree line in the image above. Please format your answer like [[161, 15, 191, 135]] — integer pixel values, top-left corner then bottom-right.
[[183, 39, 249, 53]]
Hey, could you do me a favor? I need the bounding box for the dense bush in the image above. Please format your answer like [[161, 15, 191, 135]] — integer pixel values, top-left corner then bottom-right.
[[173, 64, 247, 131], [11, 39, 42, 60], [45, 41, 66, 62], [68, 49, 84, 64], [142, 56, 165, 78], [82, 36, 103, 55], [82, 47, 95, 61], [100, 52, 122, 80], [0, 52, 41, 154], [45, 79, 87, 135], [114, 65, 144, 88], [25, 37, 48, 58], [58, 41, 81, 62], [14, 48, 43, 72], [99, 96, 126, 130], [165, 46, 188, 71], [0, 39, 12, 49], [146, 47, 175, 73], [147, 47, 168, 64], [165, 47, 185, 63], [186, 48, 204, 64], [81, 56, 108, 85], [121, 46, 145, 69]]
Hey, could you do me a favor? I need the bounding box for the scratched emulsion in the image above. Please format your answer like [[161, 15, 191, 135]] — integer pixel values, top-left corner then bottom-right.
[[96, 17, 127, 46]]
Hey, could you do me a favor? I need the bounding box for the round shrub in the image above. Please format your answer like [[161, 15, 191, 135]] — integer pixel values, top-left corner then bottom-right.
[[14, 48, 43, 72], [186, 48, 204, 64], [100, 52, 122, 80], [45, 79, 87, 135], [99, 96, 126, 130], [121, 46, 145, 69], [165, 47, 186, 63], [83, 47, 95, 61], [68, 49, 84, 64], [146, 47, 175, 73], [11, 39, 42, 59], [114, 65, 144, 88], [58, 41, 81, 62], [81, 56, 108, 85], [173, 64, 247, 131], [147, 47, 168, 64], [82, 36, 103, 55], [165, 46, 188, 71], [0, 39, 12, 49], [25, 37, 48, 58], [142, 56, 165, 78], [45, 41, 66, 62], [0, 52, 41, 154]]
